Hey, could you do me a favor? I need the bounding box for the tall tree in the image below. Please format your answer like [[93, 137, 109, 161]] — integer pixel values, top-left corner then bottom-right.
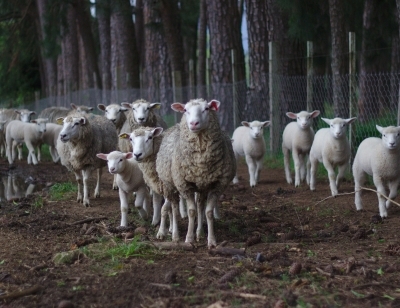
[[196, 0, 207, 99]]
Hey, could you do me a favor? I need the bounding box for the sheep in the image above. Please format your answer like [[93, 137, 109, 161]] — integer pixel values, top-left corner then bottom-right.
[[97, 103, 128, 133], [309, 117, 357, 196], [282, 110, 320, 187], [6, 118, 48, 165], [118, 99, 168, 153], [38, 104, 93, 124], [96, 151, 151, 227], [37, 123, 63, 163], [232, 120, 271, 187], [353, 125, 400, 218], [56, 113, 118, 207], [156, 98, 236, 248], [0, 120, 7, 157]]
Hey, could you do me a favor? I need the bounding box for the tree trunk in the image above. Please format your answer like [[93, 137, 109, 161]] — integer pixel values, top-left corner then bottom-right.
[[196, 0, 207, 99], [135, 0, 145, 71]]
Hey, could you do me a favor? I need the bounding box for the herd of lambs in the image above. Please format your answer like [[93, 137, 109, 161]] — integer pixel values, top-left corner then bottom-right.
[[0, 99, 399, 247]]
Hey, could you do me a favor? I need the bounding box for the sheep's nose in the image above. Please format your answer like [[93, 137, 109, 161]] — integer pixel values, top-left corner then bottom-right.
[[111, 119, 116, 123], [134, 153, 142, 159], [390, 142, 395, 147], [190, 121, 199, 127], [60, 134, 66, 139], [110, 167, 115, 173], [138, 117, 145, 121]]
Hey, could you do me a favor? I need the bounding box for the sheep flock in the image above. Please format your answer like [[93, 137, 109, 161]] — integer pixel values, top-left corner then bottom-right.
[[3, 99, 400, 248]]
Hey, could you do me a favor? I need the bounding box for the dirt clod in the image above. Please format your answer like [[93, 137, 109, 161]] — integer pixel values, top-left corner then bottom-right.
[[58, 300, 74, 308], [164, 270, 177, 284], [289, 262, 302, 275]]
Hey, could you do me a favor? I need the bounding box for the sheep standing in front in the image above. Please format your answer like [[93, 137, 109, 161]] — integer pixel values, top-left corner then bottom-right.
[[6, 118, 48, 165], [309, 117, 357, 196], [156, 99, 236, 248], [232, 120, 270, 187], [353, 125, 400, 218], [96, 151, 151, 227], [56, 114, 118, 207], [118, 99, 168, 153], [282, 110, 320, 187]]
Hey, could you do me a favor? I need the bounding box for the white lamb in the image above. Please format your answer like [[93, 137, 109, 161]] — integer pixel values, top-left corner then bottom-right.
[[232, 120, 271, 187], [353, 125, 400, 218], [282, 110, 320, 187], [37, 123, 63, 163], [6, 118, 48, 165], [309, 117, 357, 196], [96, 151, 151, 227]]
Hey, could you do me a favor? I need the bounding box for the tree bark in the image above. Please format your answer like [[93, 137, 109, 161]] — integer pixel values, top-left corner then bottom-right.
[[135, 0, 145, 71], [196, 0, 207, 99]]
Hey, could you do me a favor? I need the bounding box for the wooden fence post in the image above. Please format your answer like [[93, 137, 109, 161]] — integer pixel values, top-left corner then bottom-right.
[[231, 49, 239, 130], [307, 41, 313, 112], [269, 42, 280, 155], [349, 32, 357, 157]]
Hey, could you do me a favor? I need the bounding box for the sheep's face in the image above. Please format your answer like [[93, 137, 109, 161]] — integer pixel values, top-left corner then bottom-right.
[[376, 125, 400, 150], [286, 110, 320, 130], [71, 103, 93, 115], [98, 104, 127, 125], [125, 101, 160, 125], [31, 118, 47, 134], [127, 127, 163, 161], [59, 117, 86, 143], [322, 117, 357, 139], [242, 120, 271, 139], [97, 151, 132, 174], [172, 99, 220, 133], [15, 110, 36, 123]]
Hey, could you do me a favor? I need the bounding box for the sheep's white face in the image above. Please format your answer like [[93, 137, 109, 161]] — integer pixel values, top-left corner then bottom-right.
[[96, 151, 132, 174], [128, 128, 163, 161], [376, 125, 400, 150], [286, 110, 320, 130], [71, 104, 93, 114], [98, 104, 127, 125], [171, 99, 220, 133], [124, 102, 160, 125], [242, 120, 271, 139], [322, 117, 357, 139], [16, 110, 36, 123], [59, 117, 86, 143], [31, 118, 48, 134]]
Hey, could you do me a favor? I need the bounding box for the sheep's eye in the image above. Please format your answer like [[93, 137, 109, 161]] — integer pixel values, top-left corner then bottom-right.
[[119, 159, 123, 162], [148, 136, 153, 140], [297, 117, 300, 120], [184, 109, 187, 112], [132, 108, 136, 111], [129, 137, 132, 141], [205, 107, 209, 111]]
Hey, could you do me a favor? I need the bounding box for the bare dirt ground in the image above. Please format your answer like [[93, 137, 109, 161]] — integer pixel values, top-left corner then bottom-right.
[[1, 159, 400, 308]]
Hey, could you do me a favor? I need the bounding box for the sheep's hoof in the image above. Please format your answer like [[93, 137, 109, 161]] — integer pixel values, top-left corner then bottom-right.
[[185, 235, 195, 243], [156, 231, 166, 240], [207, 238, 217, 249], [95, 194, 100, 198], [112, 185, 118, 190], [151, 218, 161, 226]]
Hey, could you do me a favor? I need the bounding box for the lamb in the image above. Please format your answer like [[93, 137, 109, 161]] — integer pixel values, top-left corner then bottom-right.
[[56, 113, 118, 207], [97, 104, 128, 133], [6, 118, 48, 165], [309, 117, 357, 196], [232, 120, 271, 187], [156, 99, 236, 248], [37, 123, 63, 163], [96, 151, 151, 227], [282, 110, 320, 187], [118, 99, 168, 153], [353, 125, 400, 218]]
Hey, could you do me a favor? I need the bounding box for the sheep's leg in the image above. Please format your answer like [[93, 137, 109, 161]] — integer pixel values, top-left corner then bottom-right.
[[336, 162, 348, 191], [292, 149, 301, 187], [6, 138, 13, 164], [142, 188, 151, 218], [373, 175, 388, 218], [112, 174, 118, 190], [283, 146, 292, 184], [213, 202, 220, 220], [255, 158, 263, 185], [152, 192, 163, 225], [196, 193, 207, 240], [118, 188, 129, 227], [156, 199, 171, 239], [309, 155, 318, 191], [232, 153, 240, 184], [168, 210, 173, 233], [16, 142, 23, 160], [37, 144, 42, 162], [185, 195, 197, 243], [82, 169, 92, 207], [25, 141, 38, 165], [306, 155, 311, 185], [299, 153, 306, 183], [386, 179, 400, 210], [353, 167, 365, 211], [94, 168, 102, 198], [179, 196, 187, 218], [205, 193, 218, 248], [74, 171, 83, 203], [170, 200, 180, 242], [323, 158, 338, 196], [245, 155, 257, 187], [134, 186, 149, 220]]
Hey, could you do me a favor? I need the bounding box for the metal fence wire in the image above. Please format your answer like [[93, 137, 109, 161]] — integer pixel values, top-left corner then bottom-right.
[[4, 72, 400, 157]]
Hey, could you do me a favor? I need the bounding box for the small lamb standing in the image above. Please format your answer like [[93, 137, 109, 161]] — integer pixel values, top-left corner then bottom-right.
[[232, 120, 271, 187], [353, 125, 400, 218], [309, 117, 357, 196], [56, 114, 118, 207], [282, 110, 320, 187], [37, 123, 63, 163], [96, 151, 151, 226]]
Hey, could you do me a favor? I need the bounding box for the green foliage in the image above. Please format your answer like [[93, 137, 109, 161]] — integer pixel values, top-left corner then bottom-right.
[[104, 237, 153, 260], [49, 182, 77, 201]]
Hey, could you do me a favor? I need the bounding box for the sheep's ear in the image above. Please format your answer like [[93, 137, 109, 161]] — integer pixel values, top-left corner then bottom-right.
[[96, 153, 108, 160], [71, 103, 77, 109], [208, 100, 220, 111], [345, 117, 357, 125], [262, 121, 271, 127], [88, 107, 94, 111], [121, 102, 131, 109], [149, 103, 161, 110], [119, 133, 129, 139], [79, 117, 86, 125], [171, 103, 185, 113], [241, 121, 250, 127], [152, 127, 163, 137], [30, 111, 36, 115], [126, 152, 133, 159], [56, 117, 64, 125], [98, 104, 106, 111], [286, 112, 297, 119], [321, 118, 331, 125], [376, 125, 384, 134], [310, 110, 320, 118]]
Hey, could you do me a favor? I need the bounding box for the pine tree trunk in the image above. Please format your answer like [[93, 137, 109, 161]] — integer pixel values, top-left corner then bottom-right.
[[196, 0, 207, 99], [135, 0, 145, 70]]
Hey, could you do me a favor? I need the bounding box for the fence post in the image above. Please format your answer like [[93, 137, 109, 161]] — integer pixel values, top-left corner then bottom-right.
[[269, 41, 280, 155], [231, 49, 239, 130], [172, 71, 183, 124], [307, 41, 313, 112], [349, 32, 357, 157]]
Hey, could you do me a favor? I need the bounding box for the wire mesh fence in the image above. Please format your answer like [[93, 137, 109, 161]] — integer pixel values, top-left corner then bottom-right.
[[2, 72, 400, 157]]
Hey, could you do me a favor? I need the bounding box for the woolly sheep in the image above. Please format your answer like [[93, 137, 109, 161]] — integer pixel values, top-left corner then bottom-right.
[[309, 117, 357, 196], [37, 123, 63, 163], [56, 113, 118, 207], [6, 118, 48, 165], [232, 120, 271, 187], [96, 151, 151, 226], [157, 99, 236, 248], [282, 110, 320, 187], [118, 99, 168, 153], [353, 125, 400, 218], [38, 104, 93, 124], [97, 104, 128, 133]]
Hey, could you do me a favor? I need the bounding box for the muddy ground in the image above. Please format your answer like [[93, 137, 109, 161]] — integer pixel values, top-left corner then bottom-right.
[[0, 158, 400, 308]]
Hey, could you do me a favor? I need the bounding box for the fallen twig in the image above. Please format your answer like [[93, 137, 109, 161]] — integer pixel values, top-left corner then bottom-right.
[[0, 285, 42, 301], [209, 247, 246, 257], [69, 217, 108, 226], [316, 267, 333, 278], [352, 282, 399, 290]]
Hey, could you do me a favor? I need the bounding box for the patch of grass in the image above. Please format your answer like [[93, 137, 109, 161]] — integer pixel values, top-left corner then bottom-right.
[[49, 182, 77, 201], [32, 195, 44, 209]]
